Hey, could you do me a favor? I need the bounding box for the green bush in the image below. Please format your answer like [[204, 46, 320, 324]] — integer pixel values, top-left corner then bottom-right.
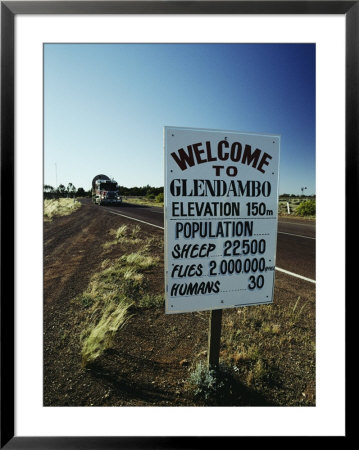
[[155, 192, 164, 203], [296, 199, 316, 216]]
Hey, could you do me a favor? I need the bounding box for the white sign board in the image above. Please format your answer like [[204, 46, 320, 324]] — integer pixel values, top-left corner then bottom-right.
[[164, 127, 280, 314]]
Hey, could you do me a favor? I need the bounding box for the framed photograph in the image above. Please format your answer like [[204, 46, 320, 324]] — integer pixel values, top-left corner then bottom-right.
[[2, 1, 352, 447]]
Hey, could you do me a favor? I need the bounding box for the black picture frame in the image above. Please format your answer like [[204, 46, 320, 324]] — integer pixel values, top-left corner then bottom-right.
[[1, 1, 352, 447]]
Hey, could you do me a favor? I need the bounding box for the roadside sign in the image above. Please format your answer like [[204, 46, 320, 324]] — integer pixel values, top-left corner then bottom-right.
[[164, 126, 280, 314]]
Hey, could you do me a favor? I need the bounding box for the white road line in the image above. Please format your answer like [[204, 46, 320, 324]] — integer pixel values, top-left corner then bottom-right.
[[276, 267, 316, 284], [108, 210, 164, 230], [279, 220, 314, 226], [278, 231, 315, 240], [107, 209, 315, 284]]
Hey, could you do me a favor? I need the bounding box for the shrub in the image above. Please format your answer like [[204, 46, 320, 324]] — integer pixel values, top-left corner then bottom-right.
[[155, 192, 164, 203], [296, 199, 316, 216], [188, 361, 233, 402]]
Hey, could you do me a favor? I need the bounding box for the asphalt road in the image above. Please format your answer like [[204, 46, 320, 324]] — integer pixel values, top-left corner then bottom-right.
[[88, 199, 316, 282]]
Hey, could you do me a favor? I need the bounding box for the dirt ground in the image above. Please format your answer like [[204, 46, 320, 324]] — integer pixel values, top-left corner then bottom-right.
[[44, 199, 315, 406], [44, 199, 203, 406]]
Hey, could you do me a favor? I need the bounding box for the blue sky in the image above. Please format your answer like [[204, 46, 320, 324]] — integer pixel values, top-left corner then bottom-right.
[[44, 43, 315, 195]]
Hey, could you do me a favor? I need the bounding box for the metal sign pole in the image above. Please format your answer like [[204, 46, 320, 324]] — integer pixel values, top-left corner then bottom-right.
[[207, 309, 223, 369]]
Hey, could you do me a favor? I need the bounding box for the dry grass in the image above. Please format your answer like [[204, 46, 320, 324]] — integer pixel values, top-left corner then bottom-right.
[[187, 286, 315, 406], [121, 252, 159, 269], [216, 292, 315, 405], [122, 196, 164, 208], [80, 301, 133, 367], [103, 224, 143, 251], [77, 228, 162, 367], [44, 198, 81, 221]]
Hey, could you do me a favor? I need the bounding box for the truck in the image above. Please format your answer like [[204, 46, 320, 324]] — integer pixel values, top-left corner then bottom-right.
[[91, 174, 122, 206]]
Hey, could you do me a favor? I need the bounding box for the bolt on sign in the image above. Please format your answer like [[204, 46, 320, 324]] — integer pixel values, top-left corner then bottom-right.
[[164, 126, 280, 314]]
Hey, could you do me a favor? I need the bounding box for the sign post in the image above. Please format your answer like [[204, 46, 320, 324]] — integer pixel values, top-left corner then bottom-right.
[[207, 309, 222, 369], [164, 126, 280, 367]]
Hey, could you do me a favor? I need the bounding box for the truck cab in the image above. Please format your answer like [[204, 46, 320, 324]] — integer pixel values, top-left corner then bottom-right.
[[93, 179, 121, 206]]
